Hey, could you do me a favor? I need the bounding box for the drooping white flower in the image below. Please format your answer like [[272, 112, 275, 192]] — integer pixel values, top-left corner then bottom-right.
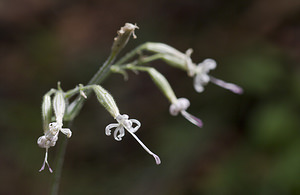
[[169, 98, 203, 128], [92, 85, 161, 165], [37, 91, 72, 173], [193, 59, 243, 94], [105, 114, 161, 165]]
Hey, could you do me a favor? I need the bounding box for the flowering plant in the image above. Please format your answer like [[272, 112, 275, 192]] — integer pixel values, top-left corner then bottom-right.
[[37, 23, 242, 194]]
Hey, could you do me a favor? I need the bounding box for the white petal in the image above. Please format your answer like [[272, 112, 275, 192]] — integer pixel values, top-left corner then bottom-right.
[[203, 58, 217, 70], [60, 128, 72, 138], [129, 119, 141, 133], [194, 74, 208, 93], [169, 103, 179, 116], [113, 126, 125, 141], [105, 123, 119, 136], [38, 137, 47, 148]]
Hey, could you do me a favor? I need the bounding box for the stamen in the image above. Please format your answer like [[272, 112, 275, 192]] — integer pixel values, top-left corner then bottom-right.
[[210, 76, 243, 94], [39, 148, 53, 173], [125, 128, 161, 165], [181, 110, 203, 128]]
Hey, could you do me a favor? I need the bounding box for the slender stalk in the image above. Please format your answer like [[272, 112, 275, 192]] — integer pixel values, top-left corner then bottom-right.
[[50, 136, 68, 195], [114, 44, 146, 65], [49, 23, 138, 195], [49, 55, 116, 195]]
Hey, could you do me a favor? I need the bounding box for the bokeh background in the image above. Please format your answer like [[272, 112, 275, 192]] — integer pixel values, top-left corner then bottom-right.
[[1, 0, 300, 194]]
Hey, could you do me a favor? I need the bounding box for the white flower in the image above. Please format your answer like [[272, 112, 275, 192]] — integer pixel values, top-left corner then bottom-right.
[[105, 114, 161, 165], [37, 122, 72, 173], [169, 98, 203, 127], [37, 91, 72, 173], [193, 59, 216, 93], [193, 59, 243, 94]]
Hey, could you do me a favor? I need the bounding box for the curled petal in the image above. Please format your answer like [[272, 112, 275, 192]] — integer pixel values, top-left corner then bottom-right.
[[113, 126, 125, 141], [105, 123, 119, 136], [169, 103, 180, 116], [37, 136, 48, 148], [60, 128, 72, 138], [169, 98, 190, 116], [180, 110, 203, 128], [194, 74, 209, 93], [39, 148, 53, 173], [129, 119, 141, 133], [210, 76, 243, 94], [202, 58, 217, 70], [37, 135, 57, 148]]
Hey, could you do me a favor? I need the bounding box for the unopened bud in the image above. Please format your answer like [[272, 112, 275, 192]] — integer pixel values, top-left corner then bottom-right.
[[144, 42, 184, 57], [92, 85, 120, 118], [147, 68, 177, 103], [53, 91, 66, 124], [42, 94, 52, 132]]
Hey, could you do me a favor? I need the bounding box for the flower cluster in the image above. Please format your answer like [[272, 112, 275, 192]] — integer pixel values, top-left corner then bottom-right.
[[37, 23, 243, 174], [119, 65, 203, 128]]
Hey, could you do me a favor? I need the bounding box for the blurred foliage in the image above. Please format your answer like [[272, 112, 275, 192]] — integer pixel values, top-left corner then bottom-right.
[[0, 0, 300, 194]]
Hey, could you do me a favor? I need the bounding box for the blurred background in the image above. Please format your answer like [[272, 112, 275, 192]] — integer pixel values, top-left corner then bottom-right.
[[1, 0, 300, 194]]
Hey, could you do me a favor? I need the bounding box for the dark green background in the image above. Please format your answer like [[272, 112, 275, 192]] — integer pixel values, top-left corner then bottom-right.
[[1, 0, 300, 194]]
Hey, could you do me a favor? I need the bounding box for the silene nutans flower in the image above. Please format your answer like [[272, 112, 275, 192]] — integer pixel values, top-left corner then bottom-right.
[[125, 66, 203, 128], [92, 85, 161, 165], [143, 43, 243, 94], [37, 91, 72, 173], [191, 59, 243, 94], [169, 97, 203, 127]]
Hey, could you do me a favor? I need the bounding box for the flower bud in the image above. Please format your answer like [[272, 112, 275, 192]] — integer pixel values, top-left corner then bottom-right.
[[53, 91, 66, 125], [144, 42, 184, 57], [92, 85, 120, 118], [146, 68, 177, 103], [144, 43, 194, 72], [42, 94, 52, 132]]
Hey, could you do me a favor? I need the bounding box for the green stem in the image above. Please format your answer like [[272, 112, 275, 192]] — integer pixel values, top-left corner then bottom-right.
[[66, 48, 118, 121], [49, 25, 136, 194], [114, 44, 146, 65], [49, 54, 117, 195], [50, 135, 68, 195]]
